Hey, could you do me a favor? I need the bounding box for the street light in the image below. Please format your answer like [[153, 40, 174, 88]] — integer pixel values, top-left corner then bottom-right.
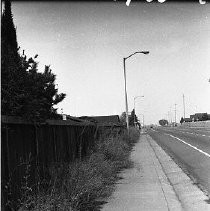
[[134, 96, 144, 126], [123, 51, 149, 131]]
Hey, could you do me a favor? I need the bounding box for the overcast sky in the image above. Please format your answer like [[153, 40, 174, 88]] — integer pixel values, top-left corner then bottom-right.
[[12, 1, 210, 125]]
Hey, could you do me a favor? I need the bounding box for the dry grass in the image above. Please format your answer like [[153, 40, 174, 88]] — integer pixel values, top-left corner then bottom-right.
[[18, 127, 140, 211]]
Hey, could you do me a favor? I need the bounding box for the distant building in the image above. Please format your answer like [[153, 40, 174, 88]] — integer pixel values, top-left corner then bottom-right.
[[190, 113, 208, 121], [190, 115, 195, 121], [79, 115, 122, 126], [183, 118, 192, 122], [64, 115, 92, 124], [91, 115, 120, 124]]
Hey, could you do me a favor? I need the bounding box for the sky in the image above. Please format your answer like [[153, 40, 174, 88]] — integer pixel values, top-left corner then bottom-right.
[[11, 1, 210, 125]]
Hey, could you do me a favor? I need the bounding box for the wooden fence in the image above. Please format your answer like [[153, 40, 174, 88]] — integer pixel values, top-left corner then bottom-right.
[[1, 115, 125, 210], [1, 116, 101, 210]]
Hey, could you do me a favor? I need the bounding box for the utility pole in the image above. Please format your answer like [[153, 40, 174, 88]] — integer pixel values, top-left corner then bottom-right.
[[168, 111, 170, 124], [123, 51, 149, 131], [169, 106, 172, 124], [174, 104, 177, 124], [123, 58, 129, 131], [183, 94, 186, 119]]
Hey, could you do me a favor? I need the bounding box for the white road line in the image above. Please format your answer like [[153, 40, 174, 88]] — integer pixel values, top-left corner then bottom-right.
[[199, 134, 210, 138], [168, 134, 210, 158], [186, 132, 194, 135], [177, 131, 210, 138], [195, 134, 210, 138]]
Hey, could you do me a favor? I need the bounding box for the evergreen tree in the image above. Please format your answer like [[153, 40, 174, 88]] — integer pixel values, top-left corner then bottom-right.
[[1, 0, 66, 121], [180, 117, 184, 124], [201, 113, 208, 121], [119, 111, 126, 124], [1, 0, 18, 55], [159, 119, 169, 126], [1, 0, 22, 115], [129, 109, 139, 126], [20, 59, 66, 121], [120, 110, 139, 127]]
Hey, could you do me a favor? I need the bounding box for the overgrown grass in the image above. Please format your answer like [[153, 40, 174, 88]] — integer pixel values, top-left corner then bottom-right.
[[19, 127, 140, 211]]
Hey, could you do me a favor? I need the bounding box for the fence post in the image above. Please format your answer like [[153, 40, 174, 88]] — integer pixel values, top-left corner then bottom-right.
[[34, 124, 39, 165], [53, 126, 57, 162]]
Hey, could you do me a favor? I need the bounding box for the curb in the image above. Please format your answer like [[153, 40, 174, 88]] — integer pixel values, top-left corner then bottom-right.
[[147, 134, 210, 211]]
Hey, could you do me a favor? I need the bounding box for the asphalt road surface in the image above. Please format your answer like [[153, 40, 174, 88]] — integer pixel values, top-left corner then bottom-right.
[[147, 126, 210, 195]]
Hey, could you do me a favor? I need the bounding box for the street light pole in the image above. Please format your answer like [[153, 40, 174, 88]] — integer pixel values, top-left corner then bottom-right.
[[169, 106, 172, 124], [123, 58, 129, 131], [123, 51, 149, 131], [183, 94, 186, 119], [174, 103, 177, 124]]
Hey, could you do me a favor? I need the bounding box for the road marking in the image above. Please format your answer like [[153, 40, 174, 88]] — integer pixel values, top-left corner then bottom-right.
[[176, 131, 210, 138], [169, 134, 210, 158], [199, 134, 210, 138], [185, 132, 194, 135]]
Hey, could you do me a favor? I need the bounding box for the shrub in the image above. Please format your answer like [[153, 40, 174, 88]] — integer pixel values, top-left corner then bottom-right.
[[128, 127, 140, 144], [19, 127, 140, 211]]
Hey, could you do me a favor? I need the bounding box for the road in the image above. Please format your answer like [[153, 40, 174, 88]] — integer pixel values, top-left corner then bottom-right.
[[147, 126, 210, 195]]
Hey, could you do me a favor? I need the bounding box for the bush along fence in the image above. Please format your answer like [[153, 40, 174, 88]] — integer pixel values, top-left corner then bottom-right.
[[1, 115, 125, 211]]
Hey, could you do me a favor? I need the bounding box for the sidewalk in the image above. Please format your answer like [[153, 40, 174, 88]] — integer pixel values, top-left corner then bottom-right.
[[101, 133, 210, 211]]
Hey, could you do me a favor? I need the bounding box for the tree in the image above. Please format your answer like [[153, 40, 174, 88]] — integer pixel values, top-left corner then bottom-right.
[[1, 0, 18, 57], [18, 57, 66, 121], [159, 119, 168, 126], [1, 0, 23, 116], [129, 109, 139, 127], [129, 109, 135, 126], [1, 0, 66, 122], [119, 112, 126, 125], [201, 113, 208, 121], [120, 110, 140, 127]]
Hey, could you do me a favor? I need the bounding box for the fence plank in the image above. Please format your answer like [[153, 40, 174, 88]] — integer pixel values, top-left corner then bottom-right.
[[1, 117, 99, 210], [1, 116, 124, 210]]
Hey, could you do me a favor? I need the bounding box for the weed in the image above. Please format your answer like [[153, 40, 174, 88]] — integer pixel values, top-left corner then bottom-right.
[[18, 127, 140, 211]]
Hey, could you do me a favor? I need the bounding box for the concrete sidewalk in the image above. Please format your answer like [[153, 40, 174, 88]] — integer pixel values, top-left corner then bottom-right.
[[101, 133, 210, 211]]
